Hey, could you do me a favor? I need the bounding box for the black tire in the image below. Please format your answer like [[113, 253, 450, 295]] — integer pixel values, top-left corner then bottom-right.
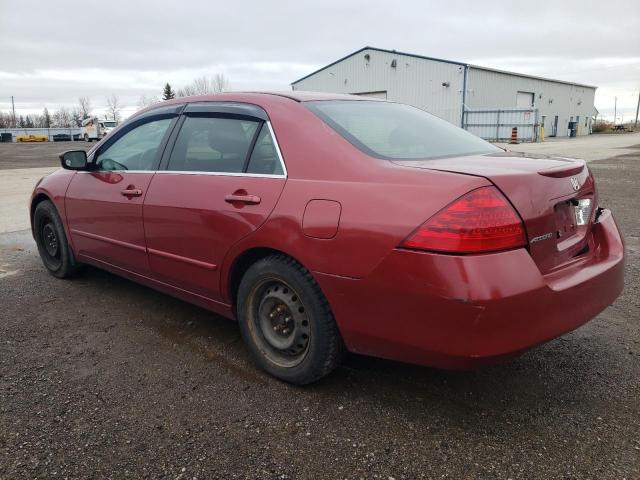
[[33, 200, 80, 278], [237, 255, 345, 385]]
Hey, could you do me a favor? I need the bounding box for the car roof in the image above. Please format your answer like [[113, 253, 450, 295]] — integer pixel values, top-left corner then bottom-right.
[[133, 91, 379, 120], [163, 91, 375, 105], [255, 91, 377, 102]]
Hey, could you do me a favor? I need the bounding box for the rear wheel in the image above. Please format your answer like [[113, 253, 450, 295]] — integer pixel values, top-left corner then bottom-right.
[[33, 200, 79, 278], [237, 255, 344, 385]]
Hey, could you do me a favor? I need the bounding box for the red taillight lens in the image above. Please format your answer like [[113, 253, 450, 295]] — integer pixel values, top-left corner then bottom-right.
[[400, 186, 527, 254]]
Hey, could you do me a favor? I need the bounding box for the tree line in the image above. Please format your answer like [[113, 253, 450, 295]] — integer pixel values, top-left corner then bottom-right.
[[0, 73, 230, 129], [137, 74, 229, 108], [0, 95, 120, 129]]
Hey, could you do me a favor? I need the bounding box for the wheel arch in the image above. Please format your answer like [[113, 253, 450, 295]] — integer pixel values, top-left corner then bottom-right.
[[30, 192, 79, 266], [227, 247, 316, 313], [30, 192, 53, 233]]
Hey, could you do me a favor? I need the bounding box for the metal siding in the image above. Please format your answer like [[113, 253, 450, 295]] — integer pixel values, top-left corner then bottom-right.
[[292, 49, 465, 125], [466, 68, 596, 137], [293, 49, 597, 138]]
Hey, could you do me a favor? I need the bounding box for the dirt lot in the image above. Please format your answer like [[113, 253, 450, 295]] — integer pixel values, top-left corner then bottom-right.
[[0, 142, 639, 479]]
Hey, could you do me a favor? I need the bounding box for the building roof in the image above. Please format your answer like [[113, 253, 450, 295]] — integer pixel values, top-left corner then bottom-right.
[[291, 46, 597, 90]]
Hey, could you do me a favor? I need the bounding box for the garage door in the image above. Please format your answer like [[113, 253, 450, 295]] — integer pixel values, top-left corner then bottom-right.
[[351, 91, 388, 99], [516, 91, 535, 108]]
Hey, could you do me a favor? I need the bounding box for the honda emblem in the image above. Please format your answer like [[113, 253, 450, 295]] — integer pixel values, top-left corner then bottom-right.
[[570, 177, 580, 191]]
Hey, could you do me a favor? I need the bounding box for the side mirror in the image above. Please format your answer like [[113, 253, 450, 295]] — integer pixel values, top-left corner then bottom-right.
[[59, 150, 88, 170]]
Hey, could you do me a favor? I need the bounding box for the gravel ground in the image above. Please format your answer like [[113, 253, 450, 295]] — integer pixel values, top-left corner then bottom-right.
[[0, 142, 90, 170], [495, 131, 640, 161], [0, 148, 639, 479]]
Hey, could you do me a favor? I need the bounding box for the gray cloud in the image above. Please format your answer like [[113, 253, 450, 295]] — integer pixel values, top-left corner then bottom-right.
[[1, 0, 638, 120]]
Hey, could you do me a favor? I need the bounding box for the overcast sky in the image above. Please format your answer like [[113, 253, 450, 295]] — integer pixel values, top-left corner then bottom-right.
[[0, 0, 638, 122]]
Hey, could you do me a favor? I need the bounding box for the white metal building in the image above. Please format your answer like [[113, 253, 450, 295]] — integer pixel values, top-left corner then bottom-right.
[[291, 47, 597, 141]]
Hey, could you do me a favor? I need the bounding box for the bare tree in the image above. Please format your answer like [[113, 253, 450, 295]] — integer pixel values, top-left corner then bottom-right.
[[192, 76, 211, 95], [176, 83, 197, 97], [177, 77, 206, 97], [177, 74, 230, 97], [0, 112, 11, 128], [78, 97, 92, 119], [106, 94, 122, 122], [52, 107, 73, 127], [138, 95, 159, 109], [42, 108, 52, 128], [28, 112, 46, 128], [212, 73, 229, 93], [71, 108, 84, 127]]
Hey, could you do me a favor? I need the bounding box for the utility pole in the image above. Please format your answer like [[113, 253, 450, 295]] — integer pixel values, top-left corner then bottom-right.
[[635, 90, 639, 129], [11, 96, 16, 128], [614, 96, 617, 125]]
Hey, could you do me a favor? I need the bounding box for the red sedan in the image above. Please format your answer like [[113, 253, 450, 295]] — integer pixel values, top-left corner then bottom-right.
[[30, 92, 625, 384]]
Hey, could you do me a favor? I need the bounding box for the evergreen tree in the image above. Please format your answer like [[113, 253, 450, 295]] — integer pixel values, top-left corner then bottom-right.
[[162, 83, 176, 101]]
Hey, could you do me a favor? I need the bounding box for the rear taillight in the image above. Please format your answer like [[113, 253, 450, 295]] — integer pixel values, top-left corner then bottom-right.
[[400, 186, 527, 254]]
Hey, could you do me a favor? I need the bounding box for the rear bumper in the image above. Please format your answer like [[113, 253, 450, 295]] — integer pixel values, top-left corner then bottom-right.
[[315, 209, 625, 369]]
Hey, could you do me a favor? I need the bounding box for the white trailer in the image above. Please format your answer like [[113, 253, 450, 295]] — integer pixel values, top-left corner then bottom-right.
[[80, 117, 118, 142]]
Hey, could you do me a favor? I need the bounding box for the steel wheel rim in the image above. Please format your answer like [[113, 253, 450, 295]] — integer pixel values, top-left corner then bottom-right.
[[42, 222, 59, 258], [251, 278, 310, 368], [39, 219, 62, 269]]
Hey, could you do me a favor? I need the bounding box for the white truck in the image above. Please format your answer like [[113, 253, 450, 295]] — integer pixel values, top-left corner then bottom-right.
[[80, 117, 118, 142]]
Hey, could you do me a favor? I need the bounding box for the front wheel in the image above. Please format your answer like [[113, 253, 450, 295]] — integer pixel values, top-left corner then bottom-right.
[[33, 200, 80, 278], [237, 255, 344, 385]]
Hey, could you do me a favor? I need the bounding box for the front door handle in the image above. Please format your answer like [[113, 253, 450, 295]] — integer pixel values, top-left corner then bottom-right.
[[224, 193, 261, 205], [121, 188, 143, 197]]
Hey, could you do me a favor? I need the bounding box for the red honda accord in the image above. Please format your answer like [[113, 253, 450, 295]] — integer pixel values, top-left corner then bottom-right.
[[30, 92, 624, 384]]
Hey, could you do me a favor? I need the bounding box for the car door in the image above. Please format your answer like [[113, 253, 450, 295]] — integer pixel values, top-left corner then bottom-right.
[[65, 106, 181, 274], [143, 102, 287, 301]]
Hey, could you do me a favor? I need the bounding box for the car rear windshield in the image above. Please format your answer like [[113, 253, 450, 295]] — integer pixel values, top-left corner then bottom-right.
[[306, 100, 500, 160]]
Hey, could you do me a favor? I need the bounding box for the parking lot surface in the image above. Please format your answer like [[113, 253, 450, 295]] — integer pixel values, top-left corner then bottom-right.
[[0, 143, 90, 233], [496, 131, 640, 161], [1, 140, 639, 479]]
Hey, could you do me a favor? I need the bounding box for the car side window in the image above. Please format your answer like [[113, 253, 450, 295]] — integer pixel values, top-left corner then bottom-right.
[[95, 118, 172, 171], [245, 123, 284, 175], [167, 116, 260, 173]]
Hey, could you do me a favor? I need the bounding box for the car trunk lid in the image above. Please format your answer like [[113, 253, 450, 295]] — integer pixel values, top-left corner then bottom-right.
[[393, 151, 597, 273]]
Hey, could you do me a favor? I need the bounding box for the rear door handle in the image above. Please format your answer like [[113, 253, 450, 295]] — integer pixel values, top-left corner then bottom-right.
[[121, 188, 143, 197], [224, 194, 261, 205]]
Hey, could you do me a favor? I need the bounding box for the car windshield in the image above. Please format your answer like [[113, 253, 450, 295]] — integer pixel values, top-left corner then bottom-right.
[[306, 100, 500, 160]]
